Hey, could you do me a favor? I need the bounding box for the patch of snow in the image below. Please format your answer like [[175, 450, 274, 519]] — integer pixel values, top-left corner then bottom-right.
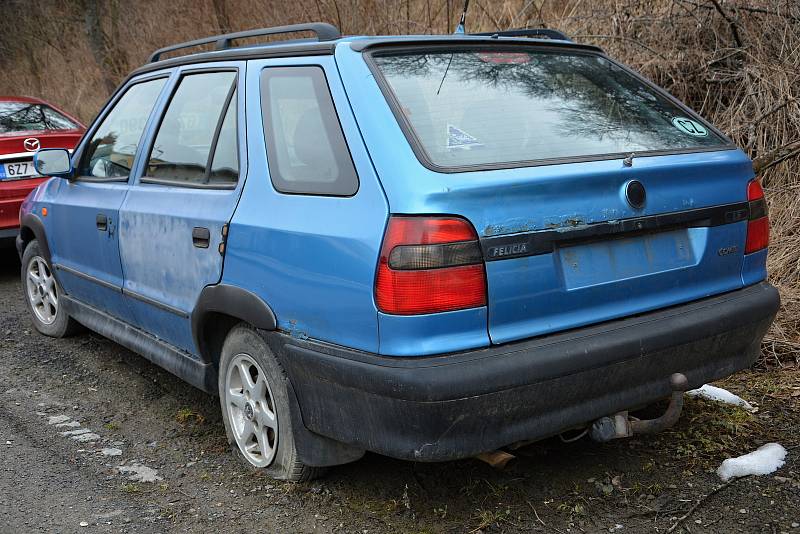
[[56, 421, 81, 428], [47, 415, 72, 425], [71, 433, 101, 442], [118, 463, 162, 483], [101, 447, 122, 457], [717, 443, 787, 481], [59, 428, 91, 436], [686, 384, 754, 410]]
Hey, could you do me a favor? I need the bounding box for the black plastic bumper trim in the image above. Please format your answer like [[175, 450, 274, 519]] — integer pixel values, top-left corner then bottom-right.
[[270, 282, 779, 461]]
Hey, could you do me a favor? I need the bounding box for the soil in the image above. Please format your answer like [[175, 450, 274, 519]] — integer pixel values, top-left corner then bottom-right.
[[1, 250, 798, 534]]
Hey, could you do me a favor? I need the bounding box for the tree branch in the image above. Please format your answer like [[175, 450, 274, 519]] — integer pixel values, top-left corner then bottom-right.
[[708, 0, 744, 47], [753, 140, 800, 175], [667, 476, 750, 533]]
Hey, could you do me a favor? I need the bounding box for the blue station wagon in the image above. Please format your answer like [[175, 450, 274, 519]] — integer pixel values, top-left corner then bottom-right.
[[19, 23, 779, 481]]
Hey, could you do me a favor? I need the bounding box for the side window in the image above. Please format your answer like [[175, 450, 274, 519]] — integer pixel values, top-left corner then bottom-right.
[[79, 77, 166, 180], [208, 91, 239, 185], [144, 71, 238, 187], [260, 66, 358, 196]]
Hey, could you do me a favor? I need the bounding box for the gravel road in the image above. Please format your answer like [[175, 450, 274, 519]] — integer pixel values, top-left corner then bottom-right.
[[1, 249, 798, 534]]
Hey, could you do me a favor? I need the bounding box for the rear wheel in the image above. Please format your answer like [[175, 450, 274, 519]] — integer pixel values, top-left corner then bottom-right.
[[21, 240, 80, 338], [218, 324, 324, 481]]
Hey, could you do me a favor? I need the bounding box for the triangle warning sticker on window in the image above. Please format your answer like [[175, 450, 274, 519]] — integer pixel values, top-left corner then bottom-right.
[[447, 124, 483, 150]]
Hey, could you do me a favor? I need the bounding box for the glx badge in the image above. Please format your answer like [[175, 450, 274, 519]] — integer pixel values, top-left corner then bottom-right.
[[718, 246, 739, 256]]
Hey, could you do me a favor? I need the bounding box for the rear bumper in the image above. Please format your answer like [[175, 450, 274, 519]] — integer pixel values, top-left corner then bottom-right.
[[0, 177, 43, 231], [275, 282, 779, 462]]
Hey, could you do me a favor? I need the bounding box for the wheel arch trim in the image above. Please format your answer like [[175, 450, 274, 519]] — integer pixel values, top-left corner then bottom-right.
[[18, 213, 51, 264], [192, 284, 278, 363]]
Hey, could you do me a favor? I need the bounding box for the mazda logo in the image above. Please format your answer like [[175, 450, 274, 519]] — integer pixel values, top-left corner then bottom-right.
[[23, 138, 40, 151]]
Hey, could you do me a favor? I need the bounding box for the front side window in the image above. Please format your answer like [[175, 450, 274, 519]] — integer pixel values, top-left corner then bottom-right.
[[79, 78, 166, 179], [0, 102, 80, 133], [372, 49, 728, 170], [142, 71, 239, 186], [145, 71, 239, 187], [260, 66, 358, 196]]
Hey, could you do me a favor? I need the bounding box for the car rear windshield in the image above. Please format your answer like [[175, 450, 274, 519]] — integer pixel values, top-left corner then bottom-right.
[[0, 102, 79, 133], [371, 49, 728, 170]]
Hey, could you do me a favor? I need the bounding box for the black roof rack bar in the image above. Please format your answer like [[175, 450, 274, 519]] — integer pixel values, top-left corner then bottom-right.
[[148, 22, 341, 63], [472, 28, 572, 42]]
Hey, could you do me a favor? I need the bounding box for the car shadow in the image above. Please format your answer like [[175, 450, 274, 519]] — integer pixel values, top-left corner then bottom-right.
[[0, 243, 21, 280]]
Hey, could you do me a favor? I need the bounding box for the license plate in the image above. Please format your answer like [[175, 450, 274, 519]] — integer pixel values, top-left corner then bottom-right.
[[0, 160, 37, 181], [558, 229, 695, 290]]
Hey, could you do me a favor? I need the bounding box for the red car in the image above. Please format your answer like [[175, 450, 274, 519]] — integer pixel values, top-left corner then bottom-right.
[[0, 96, 85, 243]]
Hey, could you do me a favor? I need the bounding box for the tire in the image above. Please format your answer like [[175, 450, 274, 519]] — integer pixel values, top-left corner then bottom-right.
[[218, 324, 325, 482], [20, 240, 81, 338]]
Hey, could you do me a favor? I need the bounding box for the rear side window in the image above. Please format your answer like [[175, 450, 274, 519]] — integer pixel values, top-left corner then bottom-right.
[[79, 78, 166, 179], [260, 66, 358, 196], [0, 103, 79, 133], [145, 71, 239, 187], [372, 49, 728, 170]]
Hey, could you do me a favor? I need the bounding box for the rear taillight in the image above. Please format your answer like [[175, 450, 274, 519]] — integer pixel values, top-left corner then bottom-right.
[[745, 179, 769, 254], [375, 216, 487, 315]]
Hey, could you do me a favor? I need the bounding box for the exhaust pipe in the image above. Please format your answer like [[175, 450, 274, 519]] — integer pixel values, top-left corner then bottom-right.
[[590, 373, 689, 442]]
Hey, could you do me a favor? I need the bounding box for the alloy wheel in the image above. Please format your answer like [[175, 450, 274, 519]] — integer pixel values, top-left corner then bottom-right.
[[225, 353, 279, 467], [26, 256, 58, 325]]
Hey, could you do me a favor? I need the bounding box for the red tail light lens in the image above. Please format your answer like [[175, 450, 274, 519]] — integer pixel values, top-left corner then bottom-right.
[[745, 179, 769, 254], [375, 216, 487, 315]]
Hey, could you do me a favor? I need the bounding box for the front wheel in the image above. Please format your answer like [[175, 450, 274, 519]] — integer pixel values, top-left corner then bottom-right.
[[218, 324, 324, 481], [21, 240, 80, 338]]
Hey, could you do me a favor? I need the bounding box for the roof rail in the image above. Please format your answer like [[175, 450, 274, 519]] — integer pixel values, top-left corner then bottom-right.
[[147, 22, 341, 63], [472, 28, 572, 42]]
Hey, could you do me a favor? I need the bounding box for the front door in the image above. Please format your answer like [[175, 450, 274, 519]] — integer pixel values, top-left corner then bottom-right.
[[48, 76, 168, 321], [118, 64, 246, 353]]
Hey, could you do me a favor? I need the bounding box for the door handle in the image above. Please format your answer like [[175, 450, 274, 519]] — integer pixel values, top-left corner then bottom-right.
[[192, 227, 210, 248], [96, 213, 108, 231]]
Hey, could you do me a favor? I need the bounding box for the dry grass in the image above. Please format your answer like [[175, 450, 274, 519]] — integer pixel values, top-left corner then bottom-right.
[[1, 1, 798, 364]]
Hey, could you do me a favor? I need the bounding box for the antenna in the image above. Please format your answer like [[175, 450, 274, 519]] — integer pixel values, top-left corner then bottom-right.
[[454, 0, 470, 34]]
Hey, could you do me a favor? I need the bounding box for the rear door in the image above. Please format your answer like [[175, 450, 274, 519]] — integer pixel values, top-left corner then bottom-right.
[[47, 75, 167, 321], [355, 45, 755, 345], [118, 63, 245, 353]]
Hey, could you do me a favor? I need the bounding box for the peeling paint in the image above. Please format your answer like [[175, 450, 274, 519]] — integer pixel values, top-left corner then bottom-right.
[[286, 319, 308, 340], [483, 220, 538, 237], [485, 213, 610, 237]]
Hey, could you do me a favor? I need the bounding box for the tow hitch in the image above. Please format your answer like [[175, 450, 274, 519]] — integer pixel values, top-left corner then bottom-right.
[[590, 373, 689, 442]]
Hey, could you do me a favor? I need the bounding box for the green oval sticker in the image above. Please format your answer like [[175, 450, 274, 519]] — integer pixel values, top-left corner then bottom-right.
[[672, 117, 708, 137]]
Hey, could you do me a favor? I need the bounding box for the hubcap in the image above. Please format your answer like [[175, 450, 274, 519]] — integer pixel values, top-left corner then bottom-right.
[[26, 256, 58, 325], [225, 354, 278, 467]]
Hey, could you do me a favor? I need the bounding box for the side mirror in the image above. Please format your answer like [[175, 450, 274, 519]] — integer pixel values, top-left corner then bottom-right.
[[34, 149, 73, 178]]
